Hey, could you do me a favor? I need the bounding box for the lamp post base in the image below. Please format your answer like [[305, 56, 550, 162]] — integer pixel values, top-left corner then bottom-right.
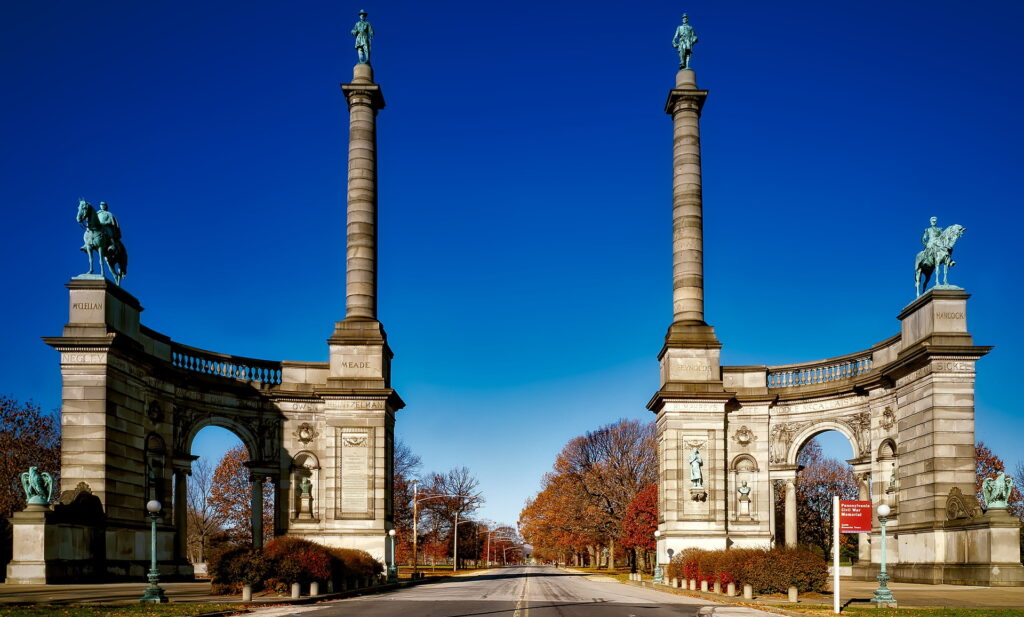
[[653, 564, 664, 584], [872, 572, 897, 608], [140, 584, 168, 603]]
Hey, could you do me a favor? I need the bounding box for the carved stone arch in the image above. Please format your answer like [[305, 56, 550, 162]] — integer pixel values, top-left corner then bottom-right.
[[178, 412, 260, 460], [731, 453, 759, 472], [877, 438, 897, 461], [785, 420, 860, 466]]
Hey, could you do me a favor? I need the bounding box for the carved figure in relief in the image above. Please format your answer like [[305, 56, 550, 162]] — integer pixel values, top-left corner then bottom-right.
[[982, 472, 1014, 510], [672, 14, 698, 69], [914, 217, 966, 296], [351, 10, 374, 64], [689, 448, 704, 488], [76, 199, 128, 285], [21, 466, 54, 505]]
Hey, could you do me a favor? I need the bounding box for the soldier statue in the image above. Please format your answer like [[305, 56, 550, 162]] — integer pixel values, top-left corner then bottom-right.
[[352, 10, 374, 64], [914, 215, 966, 296], [672, 14, 699, 69], [76, 198, 129, 285]]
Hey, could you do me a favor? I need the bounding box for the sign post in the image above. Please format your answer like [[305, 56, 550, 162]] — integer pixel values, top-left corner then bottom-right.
[[835, 499, 872, 613]]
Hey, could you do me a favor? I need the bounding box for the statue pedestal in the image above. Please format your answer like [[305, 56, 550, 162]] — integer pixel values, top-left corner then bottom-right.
[[5, 505, 51, 584], [298, 494, 314, 520]]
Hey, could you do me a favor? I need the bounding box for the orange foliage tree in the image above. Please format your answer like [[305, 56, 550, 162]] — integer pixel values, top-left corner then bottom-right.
[[976, 441, 1024, 519], [520, 419, 656, 568], [209, 445, 274, 545], [620, 483, 658, 572]]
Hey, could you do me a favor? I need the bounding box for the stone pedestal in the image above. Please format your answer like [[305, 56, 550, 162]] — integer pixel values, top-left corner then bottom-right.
[[5, 506, 50, 584]]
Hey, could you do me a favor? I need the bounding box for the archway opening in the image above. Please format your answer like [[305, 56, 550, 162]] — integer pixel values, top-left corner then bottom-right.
[[184, 425, 275, 569], [775, 430, 860, 563]]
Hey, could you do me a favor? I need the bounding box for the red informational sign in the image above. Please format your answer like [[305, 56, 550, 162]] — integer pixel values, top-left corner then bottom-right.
[[839, 500, 873, 533]]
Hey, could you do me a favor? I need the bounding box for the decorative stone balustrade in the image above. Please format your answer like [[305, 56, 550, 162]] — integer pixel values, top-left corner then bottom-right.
[[766, 352, 872, 389], [171, 342, 282, 385]]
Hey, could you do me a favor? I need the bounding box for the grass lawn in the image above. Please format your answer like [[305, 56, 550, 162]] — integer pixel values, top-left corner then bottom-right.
[[768, 606, 1023, 617], [0, 604, 244, 617]]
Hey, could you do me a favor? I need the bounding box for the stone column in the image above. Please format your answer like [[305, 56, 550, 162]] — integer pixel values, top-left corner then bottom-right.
[[250, 474, 264, 549], [173, 469, 189, 562], [857, 473, 871, 563], [665, 69, 709, 324], [341, 63, 385, 320], [784, 479, 797, 547]]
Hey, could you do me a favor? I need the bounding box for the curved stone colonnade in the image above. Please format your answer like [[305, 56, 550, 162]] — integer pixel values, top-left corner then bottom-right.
[[9, 277, 398, 583], [654, 287, 1023, 585]]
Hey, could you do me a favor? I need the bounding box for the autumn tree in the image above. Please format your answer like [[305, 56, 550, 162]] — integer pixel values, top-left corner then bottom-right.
[[975, 442, 1023, 518], [0, 396, 61, 518], [392, 439, 421, 563], [795, 439, 857, 559], [0, 395, 61, 569], [420, 466, 484, 569], [208, 445, 274, 545], [186, 458, 225, 563], [520, 419, 656, 568], [620, 483, 658, 572]]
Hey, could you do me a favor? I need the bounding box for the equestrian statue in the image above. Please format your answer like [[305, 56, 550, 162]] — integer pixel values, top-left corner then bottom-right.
[[77, 199, 128, 285], [914, 216, 965, 297]]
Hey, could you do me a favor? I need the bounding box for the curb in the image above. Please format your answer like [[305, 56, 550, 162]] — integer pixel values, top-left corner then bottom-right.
[[190, 571, 488, 616]]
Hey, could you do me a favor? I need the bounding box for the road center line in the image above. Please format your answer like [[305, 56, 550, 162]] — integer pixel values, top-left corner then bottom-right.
[[512, 568, 530, 617]]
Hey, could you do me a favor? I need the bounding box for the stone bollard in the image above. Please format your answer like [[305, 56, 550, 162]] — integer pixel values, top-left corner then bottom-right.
[[743, 584, 753, 600], [310, 581, 319, 596], [242, 584, 253, 602], [690, 579, 697, 590], [700, 580, 708, 592], [291, 582, 301, 598], [788, 586, 798, 603], [713, 581, 721, 594], [727, 582, 736, 597]]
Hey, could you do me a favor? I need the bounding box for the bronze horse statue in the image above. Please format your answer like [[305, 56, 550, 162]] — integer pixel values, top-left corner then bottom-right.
[[77, 199, 128, 285], [914, 223, 965, 297]]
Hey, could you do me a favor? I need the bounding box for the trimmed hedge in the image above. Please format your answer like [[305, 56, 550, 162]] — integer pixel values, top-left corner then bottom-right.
[[209, 537, 383, 595], [665, 547, 827, 593]]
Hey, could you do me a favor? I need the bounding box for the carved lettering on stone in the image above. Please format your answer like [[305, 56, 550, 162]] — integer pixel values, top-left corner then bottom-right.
[[338, 427, 374, 517]]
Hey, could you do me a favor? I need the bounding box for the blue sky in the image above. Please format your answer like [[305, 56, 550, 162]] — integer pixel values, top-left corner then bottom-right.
[[2, 2, 1022, 526]]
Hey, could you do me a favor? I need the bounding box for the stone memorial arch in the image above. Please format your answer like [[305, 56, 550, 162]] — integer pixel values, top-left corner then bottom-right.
[[6, 59, 400, 583], [650, 49, 1023, 585]]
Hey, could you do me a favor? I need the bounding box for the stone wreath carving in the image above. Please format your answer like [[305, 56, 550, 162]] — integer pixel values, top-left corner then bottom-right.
[[343, 435, 368, 447], [945, 486, 981, 521], [881, 406, 896, 430], [732, 425, 755, 446], [147, 401, 164, 424], [294, 422, 319, 445]]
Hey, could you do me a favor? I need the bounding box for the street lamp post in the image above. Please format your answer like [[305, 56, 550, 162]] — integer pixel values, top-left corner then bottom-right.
[[387, 529, 398, 582], [410, 481, 473, 578], [652, 530, 664, 584], [140, 500, 168, 603], [872, 504, 897, 607]]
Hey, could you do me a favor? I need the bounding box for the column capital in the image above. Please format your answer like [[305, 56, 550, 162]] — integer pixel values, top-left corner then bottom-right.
[[665, 88, 708, 115], [341, 83, 385, 110]]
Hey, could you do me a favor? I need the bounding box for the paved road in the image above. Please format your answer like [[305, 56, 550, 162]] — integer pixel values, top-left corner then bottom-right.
[[280, 566, 774, 617]]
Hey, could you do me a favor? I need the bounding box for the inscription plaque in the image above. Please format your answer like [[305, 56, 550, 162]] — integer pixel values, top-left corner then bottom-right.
[[338, 427, 374, 518]]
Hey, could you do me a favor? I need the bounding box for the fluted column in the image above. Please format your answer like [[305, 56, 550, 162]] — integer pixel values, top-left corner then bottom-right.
[[342, 64, 385, 320], [665, 70, 708, 323], [785, 479, 798, 547]]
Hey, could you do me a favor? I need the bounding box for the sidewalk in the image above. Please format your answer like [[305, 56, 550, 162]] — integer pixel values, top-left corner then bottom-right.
[[0, 568, 495, 606], [609, 576, 1024, 609]]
